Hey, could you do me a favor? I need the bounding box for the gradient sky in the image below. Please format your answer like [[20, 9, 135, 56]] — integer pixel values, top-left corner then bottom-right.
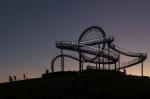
[[0, 0, 150, 82]]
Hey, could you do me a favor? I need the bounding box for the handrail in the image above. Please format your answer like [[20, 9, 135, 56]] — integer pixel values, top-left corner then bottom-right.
[[51, 26, 147, 72]]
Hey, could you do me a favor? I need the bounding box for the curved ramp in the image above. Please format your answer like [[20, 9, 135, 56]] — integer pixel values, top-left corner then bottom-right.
[[51, 26, 147, 72]]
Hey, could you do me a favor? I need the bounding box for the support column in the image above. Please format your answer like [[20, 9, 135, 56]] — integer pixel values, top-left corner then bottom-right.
[[141, 62, 143, 77], [98, 57, 101, 70], [103, 57, 105, 70], [81, 62, 83, 71], [108, 62, 110, 70], [96, 63, 98, 70], [108, 48, 110, 70], [98, 44, 101, 70], [114, 63, 116, 70], [61, 49, 64, 72], [118, 54, 120, 70], [79, 52, 82, 72]]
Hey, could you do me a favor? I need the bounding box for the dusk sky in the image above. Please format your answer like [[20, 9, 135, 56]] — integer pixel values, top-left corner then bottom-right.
[[0, 0, 150, 82]]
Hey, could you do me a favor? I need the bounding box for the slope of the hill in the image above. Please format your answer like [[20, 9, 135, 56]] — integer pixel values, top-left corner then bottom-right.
[[0, 70, 150, 99]]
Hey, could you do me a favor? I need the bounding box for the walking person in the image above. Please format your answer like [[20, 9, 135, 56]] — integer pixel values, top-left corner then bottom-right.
[[9, 76, 13, 82], [23, 74, 26, 80], [13, 76, 17, 81]]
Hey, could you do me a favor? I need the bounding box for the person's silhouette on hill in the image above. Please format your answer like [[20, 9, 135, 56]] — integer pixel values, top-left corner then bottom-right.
[[123, 69, 126, 75], [9, 76, 13, 82], [13, 76, 16, 81], [46, 69, 49, 74], [23, 74, 26, 80]]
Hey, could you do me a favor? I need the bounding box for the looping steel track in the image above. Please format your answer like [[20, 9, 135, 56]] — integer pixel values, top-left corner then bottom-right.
[[51, 26, 147, 72]]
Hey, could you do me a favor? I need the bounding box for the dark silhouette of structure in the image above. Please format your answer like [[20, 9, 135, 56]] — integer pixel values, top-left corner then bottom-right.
[[51, 26, 147, 76]]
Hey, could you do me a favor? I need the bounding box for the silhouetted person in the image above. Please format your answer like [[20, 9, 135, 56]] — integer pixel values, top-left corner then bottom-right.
[[123, 68, 126, 75], [23, 74, 26, 80], [46, 69, 49, 74], [13, 76, 17, 81], [9, 76, 13, 82]]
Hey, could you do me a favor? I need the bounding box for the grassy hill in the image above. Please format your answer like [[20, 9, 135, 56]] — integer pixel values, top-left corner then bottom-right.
[[0, 70, 150, 99]]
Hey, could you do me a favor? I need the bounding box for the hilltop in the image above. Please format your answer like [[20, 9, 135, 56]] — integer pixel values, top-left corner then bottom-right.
[[0, 70, 150, 99]]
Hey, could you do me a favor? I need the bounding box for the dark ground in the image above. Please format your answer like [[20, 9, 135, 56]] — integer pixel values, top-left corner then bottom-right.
[[0, 70, 150, 99]]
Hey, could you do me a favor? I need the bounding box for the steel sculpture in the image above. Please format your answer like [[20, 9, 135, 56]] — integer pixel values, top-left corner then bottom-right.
[[51, 26, 147, 76]]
